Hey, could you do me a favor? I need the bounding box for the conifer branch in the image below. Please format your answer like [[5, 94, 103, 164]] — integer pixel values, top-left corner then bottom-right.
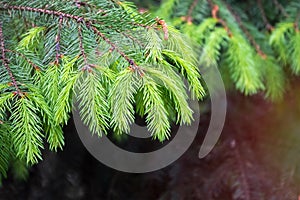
[[0, 21, 22, 95], [207, 0, 232, 37], [257, 0, 274, 31], [54, 16, 63, 65], [272, 0, 289, 18], [1, 4, 144, 75], [186, 0, 199, 24], [4, 49, 41, 71], [77, 25, 90, 71], [224, 2, 267, 59], [90, 26, 144, 75], [121, 31, 145, 48]]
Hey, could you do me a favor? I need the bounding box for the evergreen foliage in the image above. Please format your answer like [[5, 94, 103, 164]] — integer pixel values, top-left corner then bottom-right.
[[0, 0, 299, 189], [145, 0, 300, 100], [0, 0, 206, 181]]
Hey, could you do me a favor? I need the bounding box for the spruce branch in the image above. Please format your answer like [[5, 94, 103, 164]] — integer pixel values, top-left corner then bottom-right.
[[272, 0, 289, 18], [0, 21, 22, 96], [0, 0, 207, 179], [1, 4, 144, 75], [54, 15, 63, 65], [185, 0, 199, 25], [224, 1, 267, 59], [77, 24, 89, 70], [207, 0, 232, 37], [5, 49, 41, 71], [257, 0, 274, 31]]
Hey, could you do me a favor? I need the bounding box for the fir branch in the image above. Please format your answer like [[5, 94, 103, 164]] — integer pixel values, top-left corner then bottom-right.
[[223, 1, 267, 59], [4, 49, 41, 71], [0, 21, 22, 95], [76, 70, 110, 136], [272, 0, 289, 18], [141, 75, 170, 141], [186, 0, 199, 24], [109, 68, 138, 134], [0, 124, 11, 181], [226, 34, 264, 95], [207, 1, 232, 37], [257, 0, 274, 31], [269, 22, 294, 64], [54, 15, 63, 65], [10, 96, 44, 165], [1, 4, 144, 75], [77, 24, 89, 70]]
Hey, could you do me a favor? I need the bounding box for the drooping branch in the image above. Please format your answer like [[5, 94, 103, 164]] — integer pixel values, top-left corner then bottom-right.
[[0, 21, 22, 95], [54, 15, 63, 65], [257, 0, 274, 31], [77, 24, 91, 71], [224, 2, 267, 58], [294, 10, 300, 32], [155, 18, 169, 40], [272, 0, 289, 18], [1, 4, 144, 75], [5, 49, 41, 71], [185, 0, 199, 24], [207, 0, 232, 37]]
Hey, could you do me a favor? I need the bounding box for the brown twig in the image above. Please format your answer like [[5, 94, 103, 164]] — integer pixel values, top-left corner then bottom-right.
[[1, 4, 144, 75], [207, 0, 232, 37], [0, 21, 22, 96], [185, 0, 199, 25], [155, 17, 169, 40], [257, 0, 274, 31]]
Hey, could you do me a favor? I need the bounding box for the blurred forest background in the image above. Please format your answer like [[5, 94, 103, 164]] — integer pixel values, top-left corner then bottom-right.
[[1, 0, 300, 199]]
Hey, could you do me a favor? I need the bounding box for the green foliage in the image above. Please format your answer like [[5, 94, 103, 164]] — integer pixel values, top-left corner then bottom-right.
[[0, 0, 299, 187], [147, 0, 300, 100], [226, 34, 264, 95], [0, 0, 207, 182], [10, 96, 44, 165]]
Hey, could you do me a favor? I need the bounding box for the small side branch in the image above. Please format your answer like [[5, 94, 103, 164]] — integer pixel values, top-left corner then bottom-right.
[[5, 49, 41, 71], [77, 25, 91, 71], [90, 26, 144, 76], [185, 0, 199, 24], [224, 2, 267, 58], [0, 21, 22, 95], [207, 0, 232, 37], [272, 0, 289, 18], [257, 0, 274, 31], [54, 15, 63, 65]]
